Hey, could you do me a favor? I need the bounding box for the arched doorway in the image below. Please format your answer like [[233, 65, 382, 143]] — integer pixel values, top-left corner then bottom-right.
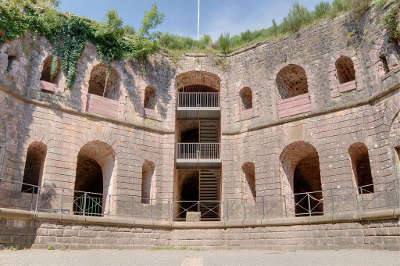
[[280, 141, 323, 216], [348, 143, 374, 194], [73, 141, 115, 216], [21, 142, 47, 193], [176, 170, 199, 220]]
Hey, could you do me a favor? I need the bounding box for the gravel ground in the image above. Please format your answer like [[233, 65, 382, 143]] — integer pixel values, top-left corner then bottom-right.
[[0, 249, 400, 266]]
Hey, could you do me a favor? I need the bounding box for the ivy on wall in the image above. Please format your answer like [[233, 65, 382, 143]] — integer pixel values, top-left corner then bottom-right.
[[0, 1, 159, 89]]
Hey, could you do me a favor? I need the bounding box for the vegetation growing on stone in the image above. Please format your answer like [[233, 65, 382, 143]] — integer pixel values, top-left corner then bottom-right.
[[384, 4, 400, 41], [159, 0, 378, 53], [0, 0, 398, 83], [0, 0, 163, 88]]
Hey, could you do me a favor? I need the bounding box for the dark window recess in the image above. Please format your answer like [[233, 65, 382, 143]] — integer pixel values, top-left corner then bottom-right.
[[7, 56, 17, 73], [380, 55, 390, 74]]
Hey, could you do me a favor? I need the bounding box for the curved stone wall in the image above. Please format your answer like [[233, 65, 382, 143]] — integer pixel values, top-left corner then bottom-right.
[[0, 5, 400, 249]]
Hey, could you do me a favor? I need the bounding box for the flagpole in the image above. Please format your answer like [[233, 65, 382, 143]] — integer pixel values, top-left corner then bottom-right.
[[197, 0, 200, 40]]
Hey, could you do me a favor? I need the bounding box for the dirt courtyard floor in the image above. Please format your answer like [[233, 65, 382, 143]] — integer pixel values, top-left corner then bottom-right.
[[0, 249, 400, 266]]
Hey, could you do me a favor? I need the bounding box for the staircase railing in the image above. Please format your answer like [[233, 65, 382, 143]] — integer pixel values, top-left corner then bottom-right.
[[177, 92, 219, 108], [176, 143, 220, 160]]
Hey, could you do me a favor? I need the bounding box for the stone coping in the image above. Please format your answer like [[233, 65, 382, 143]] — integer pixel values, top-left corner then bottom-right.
[[0, 207, 399, 230]]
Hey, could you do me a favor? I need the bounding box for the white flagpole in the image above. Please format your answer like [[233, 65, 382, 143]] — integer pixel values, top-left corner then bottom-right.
[[197, 0, 200, 40]]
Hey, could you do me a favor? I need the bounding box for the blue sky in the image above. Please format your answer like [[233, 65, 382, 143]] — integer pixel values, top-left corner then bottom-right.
[[58, 0, 333, 40]]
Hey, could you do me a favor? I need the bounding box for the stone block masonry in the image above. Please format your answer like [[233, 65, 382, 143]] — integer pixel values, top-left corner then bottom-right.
[[0, 4, 400, 250], [1, 209, 400, 250]]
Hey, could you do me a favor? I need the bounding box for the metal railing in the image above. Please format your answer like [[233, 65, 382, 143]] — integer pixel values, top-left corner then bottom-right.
[[73, 192, 103, 216], [176, 143, 220, 160], [174, 201, 220, 221], [0, 178, 399, 222], [177, 92, 219, 108]]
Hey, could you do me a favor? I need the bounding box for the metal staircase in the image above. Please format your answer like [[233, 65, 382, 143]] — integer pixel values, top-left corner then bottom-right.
[[199, 169, 220, 220], [199, 120, 218, 143]]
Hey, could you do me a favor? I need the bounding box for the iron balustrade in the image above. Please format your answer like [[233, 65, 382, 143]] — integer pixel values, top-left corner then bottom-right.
[[174, 200, 221, 221], [0, 178, 399, 222], [176, 143, 220, 160], [177, 92, 219, 108]]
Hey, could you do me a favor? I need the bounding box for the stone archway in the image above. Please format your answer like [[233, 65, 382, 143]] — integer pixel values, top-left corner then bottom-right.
[[276, 64, 308, 100], [348, 143, 374, 194], [88, 64, 119, 100], [74, 141, 115, 216], [336, 56, 356, 84], [21, 142, 47, 193], [280, 141, 323, 216]]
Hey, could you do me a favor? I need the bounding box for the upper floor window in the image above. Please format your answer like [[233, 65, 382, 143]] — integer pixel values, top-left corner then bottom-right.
[[6, 55, 17, 73], [276, 64, 308, 100], [40, 56, 61, 84], [144, 86, 156, 110], [239, 87, 253, 110], [336, 56, 355, 84], [88, 64, 119, 100], [380, 54, 390, 74]]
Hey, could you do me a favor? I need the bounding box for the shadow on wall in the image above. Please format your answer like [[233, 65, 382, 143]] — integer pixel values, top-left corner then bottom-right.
[[121, 57, 175, 120]]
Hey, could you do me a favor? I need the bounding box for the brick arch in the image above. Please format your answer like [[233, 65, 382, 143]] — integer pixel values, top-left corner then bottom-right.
[[74, 140, 116, 215], [88, 64, 120, 100], [144, 86, 156, 110], [348, 142, 374, 194], [336, 56, 356, 84], [276, 64, 308, 100], [21, 142, 47, 192], [242, 162, 256, 202], [176, 71, 220, 92], [76, 127, 120, 154], [239, 87, 253, 110], [280, 141, 323, 216], [40, 55, 61, 84]]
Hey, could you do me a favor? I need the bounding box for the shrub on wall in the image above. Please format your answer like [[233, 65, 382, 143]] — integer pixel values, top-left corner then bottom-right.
[[0, 1, 162, 89], [384, 5, 400, 42]]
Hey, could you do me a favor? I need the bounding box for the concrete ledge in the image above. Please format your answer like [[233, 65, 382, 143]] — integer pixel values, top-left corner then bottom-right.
[[1, 207, 399, 230]]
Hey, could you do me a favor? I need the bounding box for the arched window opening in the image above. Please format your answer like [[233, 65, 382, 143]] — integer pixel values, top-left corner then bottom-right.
[[88, 64, 119, 100], [141, 160, 155, 204], [280, 142, 323, 216], [348, 143, 374, 194], [21, 142, 47, 194], [242, 162, 256, 202], [336, 56, 356, 84], [240, 87, 253, 110], [276, 64, 308, 100], [177, 171, 199, 220], [144, 86, 156, 110], [74, 141, 115, 216], [40, 56, 61, 84], [7, 55, 17, 73], [380, 54, 390, 74]]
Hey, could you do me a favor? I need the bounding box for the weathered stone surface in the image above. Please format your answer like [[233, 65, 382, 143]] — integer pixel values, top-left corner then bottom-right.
[[0, 4, 399, 251]]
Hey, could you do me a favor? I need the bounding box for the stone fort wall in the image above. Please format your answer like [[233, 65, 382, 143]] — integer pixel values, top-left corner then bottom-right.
[[0, 5, 400, 249]]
